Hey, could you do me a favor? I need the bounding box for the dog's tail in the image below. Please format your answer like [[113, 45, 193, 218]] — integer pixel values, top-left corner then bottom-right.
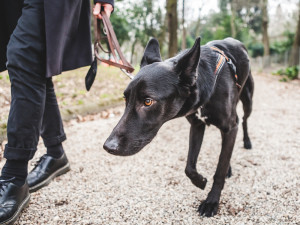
[[240, 69, 254, 98]]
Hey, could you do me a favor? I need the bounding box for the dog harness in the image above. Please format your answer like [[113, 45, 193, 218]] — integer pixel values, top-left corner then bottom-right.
[[210, 46, 241, 89]]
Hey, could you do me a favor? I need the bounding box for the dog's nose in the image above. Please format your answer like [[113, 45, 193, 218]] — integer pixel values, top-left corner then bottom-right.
[[103, 137, 119, 153]]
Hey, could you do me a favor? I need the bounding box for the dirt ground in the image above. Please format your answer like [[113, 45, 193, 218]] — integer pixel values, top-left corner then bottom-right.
[[1, 71, 299, 224]]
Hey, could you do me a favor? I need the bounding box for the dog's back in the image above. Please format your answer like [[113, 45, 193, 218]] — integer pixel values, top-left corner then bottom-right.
[[205, 37, 250, 88]]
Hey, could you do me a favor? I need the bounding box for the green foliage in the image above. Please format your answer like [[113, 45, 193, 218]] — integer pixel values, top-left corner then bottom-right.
[[248, 42, 264, 57], [273, 66, 299, 81], [197, 0, 262, 55], [178, 35, 195, 50], [218, 0, 230, 14], [128, 0, 165, 47], [197, 13, 250, 46], [112, 0, 166, 59], [198, 13, 232, 45], [218, 0, 262, 33], [77, 100, 84, 105], [0, 123, 7, 129], [90, 0, 131, 46], [186, 36, 195, 49], [247, 31, 294, 58], [110, 13, 130, 46], [94, 0, 294, 65], [91, 0, 160, 55], [243, 6, 262, 34], [270, 31, 295, 54]]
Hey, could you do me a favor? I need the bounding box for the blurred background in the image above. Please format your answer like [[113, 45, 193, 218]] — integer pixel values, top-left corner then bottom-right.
[[109, 0, 300, 77], [0, 0, 299, 145]]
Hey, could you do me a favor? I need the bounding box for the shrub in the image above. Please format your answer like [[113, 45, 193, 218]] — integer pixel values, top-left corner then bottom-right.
[[273, 66, 299, 81], [248, 43, 264, 58]]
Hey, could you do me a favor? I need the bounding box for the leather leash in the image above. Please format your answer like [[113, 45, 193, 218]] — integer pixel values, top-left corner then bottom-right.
[[95, 11, 134, 76], [85, 11, 134, 91]]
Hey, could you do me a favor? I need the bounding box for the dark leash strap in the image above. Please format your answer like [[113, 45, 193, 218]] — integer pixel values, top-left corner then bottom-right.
[[85, 11, 135, 91], [210, 46, 241, 89]]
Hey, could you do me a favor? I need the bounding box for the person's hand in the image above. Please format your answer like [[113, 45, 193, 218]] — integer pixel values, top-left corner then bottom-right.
[[93, 3, 113, 19]]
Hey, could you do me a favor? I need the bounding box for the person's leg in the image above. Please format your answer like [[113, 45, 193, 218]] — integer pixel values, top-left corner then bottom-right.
[[1, 0, 46, 185], [41, 78, 66, 159], [0, 0, 45, 223], [26, 78, 70, 193], [1, 0, 46, 186]]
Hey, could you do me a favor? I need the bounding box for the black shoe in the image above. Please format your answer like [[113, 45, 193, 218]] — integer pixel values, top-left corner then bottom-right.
[[27, 153, 70, 193], [0, 179, 30, 225]]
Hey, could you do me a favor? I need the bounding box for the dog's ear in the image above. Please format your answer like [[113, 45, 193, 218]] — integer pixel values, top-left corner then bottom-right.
[[175, 37, 201, 88], [140, 38, 162, 68]]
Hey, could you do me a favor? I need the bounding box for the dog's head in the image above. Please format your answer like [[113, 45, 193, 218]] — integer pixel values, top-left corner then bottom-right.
[[103, 38, 201, 156]]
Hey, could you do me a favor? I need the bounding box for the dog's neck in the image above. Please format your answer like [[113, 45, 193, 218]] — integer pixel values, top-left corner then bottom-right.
[[175, 46, 217, 118]]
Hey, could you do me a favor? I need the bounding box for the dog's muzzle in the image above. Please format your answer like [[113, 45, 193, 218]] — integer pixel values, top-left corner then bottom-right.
[[103, 137, 119, 154]]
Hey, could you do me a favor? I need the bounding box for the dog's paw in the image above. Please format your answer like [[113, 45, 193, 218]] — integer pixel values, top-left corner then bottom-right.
[[191, 175, 207, 190], [244, 139, 252, 150], [198, 199, 219, 217], [185, 169, 207, 190]]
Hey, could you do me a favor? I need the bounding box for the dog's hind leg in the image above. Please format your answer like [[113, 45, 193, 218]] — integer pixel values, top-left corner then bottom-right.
[[185, 113, 207, 190], [198, 125, 238, 217], [240, 72, 254, 149]]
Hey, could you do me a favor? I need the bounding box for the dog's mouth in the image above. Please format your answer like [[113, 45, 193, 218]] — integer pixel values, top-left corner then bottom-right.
[[104, 147, 140, 156], [103, 138, 152, 156]]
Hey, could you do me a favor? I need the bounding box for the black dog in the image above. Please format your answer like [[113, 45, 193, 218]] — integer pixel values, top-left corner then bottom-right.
[[104, 37, 254, 217]]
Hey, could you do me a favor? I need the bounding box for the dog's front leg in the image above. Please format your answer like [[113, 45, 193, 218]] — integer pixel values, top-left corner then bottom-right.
[[185, 113, 207, 190], [198, 125, 238, 217]]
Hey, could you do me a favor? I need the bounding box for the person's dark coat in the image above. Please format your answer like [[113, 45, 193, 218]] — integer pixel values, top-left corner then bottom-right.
[[0, 0, 23, 73], [0, 0, 114, 77]]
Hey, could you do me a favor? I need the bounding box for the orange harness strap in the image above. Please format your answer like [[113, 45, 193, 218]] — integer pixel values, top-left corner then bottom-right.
[[210, 46, 241, 89]]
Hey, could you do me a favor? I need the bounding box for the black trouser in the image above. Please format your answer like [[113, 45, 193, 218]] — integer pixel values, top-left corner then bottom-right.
[[4, 0, 66, 161]]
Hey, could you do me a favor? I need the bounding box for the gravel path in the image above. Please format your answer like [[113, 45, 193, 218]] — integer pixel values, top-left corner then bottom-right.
[[3, 72, 299, 224]]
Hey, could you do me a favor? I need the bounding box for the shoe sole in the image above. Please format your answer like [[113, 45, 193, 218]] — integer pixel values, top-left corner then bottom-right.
[[0, 193, 30, 225], [29, 163, 70, 193]]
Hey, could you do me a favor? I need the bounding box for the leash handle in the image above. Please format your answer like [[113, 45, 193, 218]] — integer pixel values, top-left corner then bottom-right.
[[85, 11, 134, 91], [94, 11, 134, 76]]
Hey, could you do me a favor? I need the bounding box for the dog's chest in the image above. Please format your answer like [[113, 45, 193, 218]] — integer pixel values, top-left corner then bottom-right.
[[193, 107, 209, 125], [198, 107, 220, 126]]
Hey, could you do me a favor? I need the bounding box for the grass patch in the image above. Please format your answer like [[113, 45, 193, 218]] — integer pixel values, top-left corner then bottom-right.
[[54, 65, 134, 107], [273, 66, 299, 82], [0, 65, 137, 141]]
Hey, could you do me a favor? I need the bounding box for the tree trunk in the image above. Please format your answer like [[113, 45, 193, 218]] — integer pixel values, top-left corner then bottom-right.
[[130, 39, 137, 64], [289, 2, 300, 67], [230, 0, 237, 38], [158, 12, 167, 57], [147, 0, 154, 34], [262, 0, 270, 66], [166, 0, 178, 57], [181, 0, 186, 50], [194, 8, 201, 38]]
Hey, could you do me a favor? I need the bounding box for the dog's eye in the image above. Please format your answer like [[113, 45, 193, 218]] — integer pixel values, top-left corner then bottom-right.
[[144, 98, 153, 106]]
